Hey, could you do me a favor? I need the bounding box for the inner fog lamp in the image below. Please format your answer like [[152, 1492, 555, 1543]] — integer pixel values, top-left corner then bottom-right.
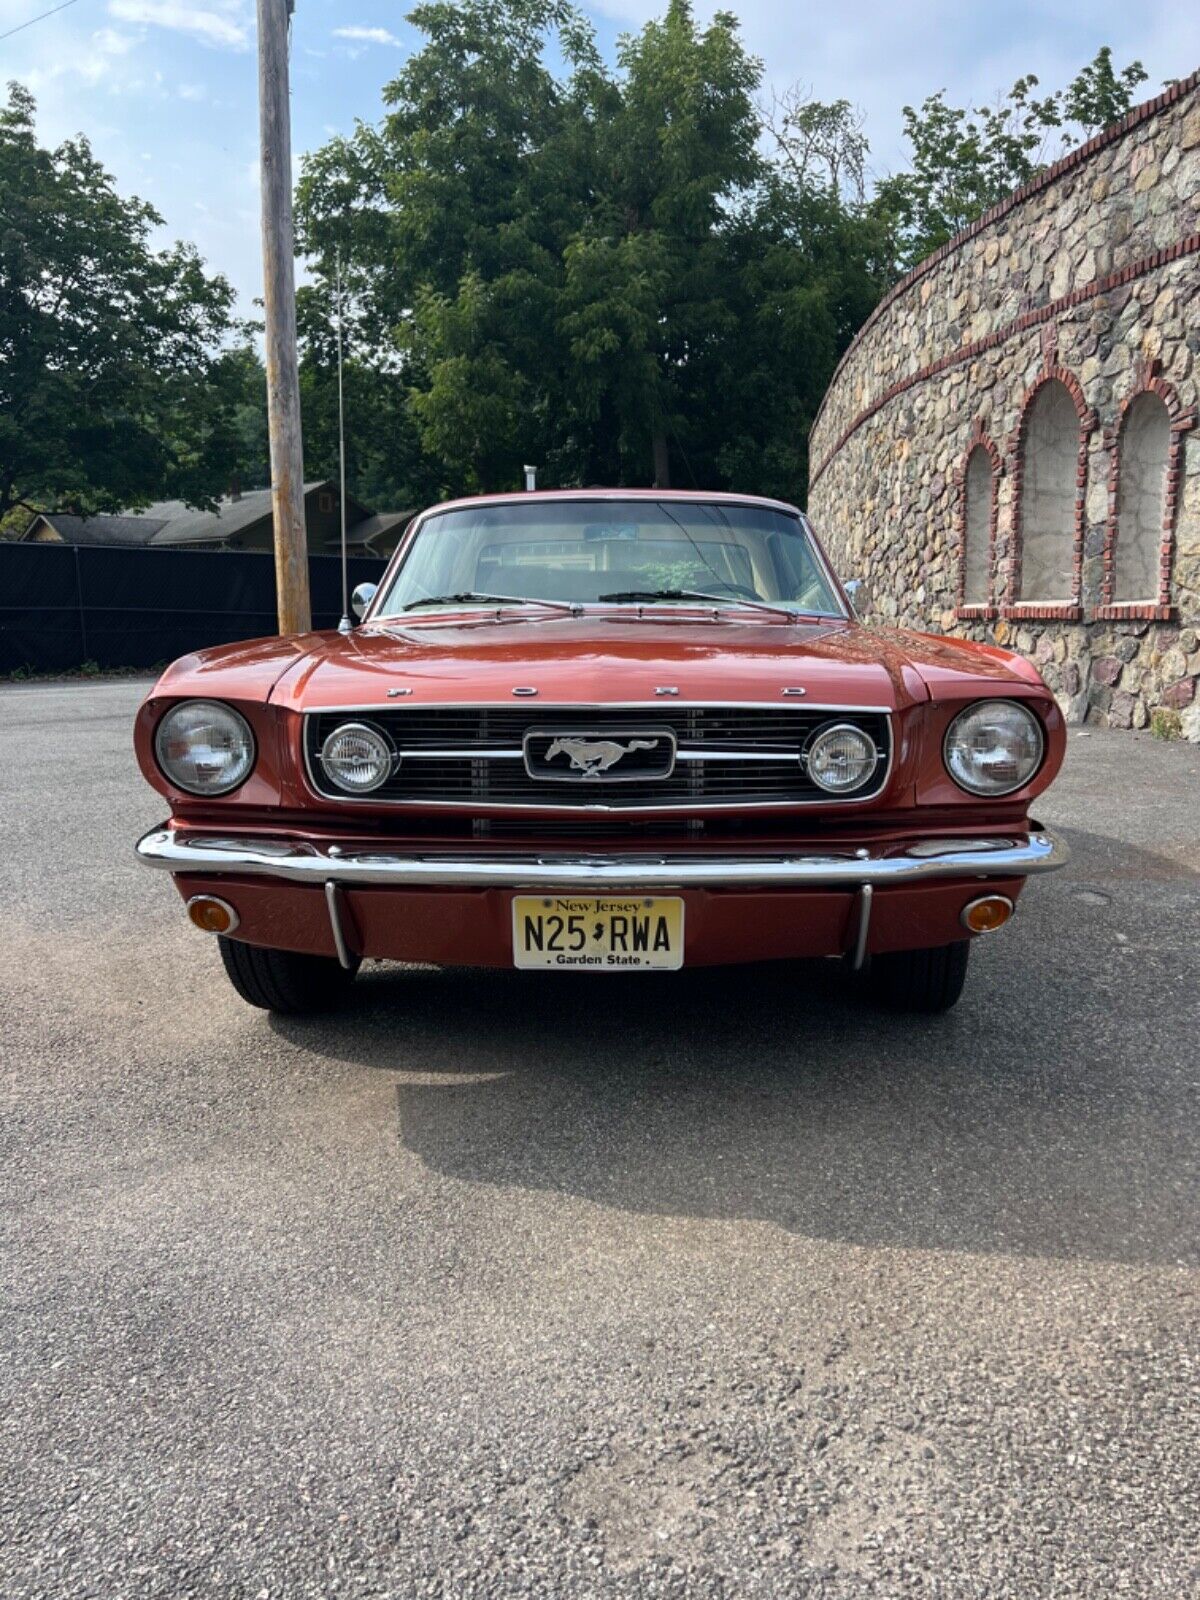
[[944, 699, 1044, 797], [319, 721, 395, 794], [154, 699, 256, 796], [805, 722, 878, 795]]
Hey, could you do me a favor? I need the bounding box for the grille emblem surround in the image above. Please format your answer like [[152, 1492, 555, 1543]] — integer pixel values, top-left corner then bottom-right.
[[523, 728, 678, 783]]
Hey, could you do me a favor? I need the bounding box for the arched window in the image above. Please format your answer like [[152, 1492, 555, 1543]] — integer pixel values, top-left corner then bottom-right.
[[961, 445, 995, 607], [1017, 379, 1079, 602], [1112, 391, 1171, 603]]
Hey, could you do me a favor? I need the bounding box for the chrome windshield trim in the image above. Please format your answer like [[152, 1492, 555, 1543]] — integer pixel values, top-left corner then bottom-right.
[[797, 511, 852, 620], [136, 826, 1067, 890], [366, 497, 850, 623]]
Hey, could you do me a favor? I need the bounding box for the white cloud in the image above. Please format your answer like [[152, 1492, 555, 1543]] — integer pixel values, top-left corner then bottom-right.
[[91, 26, 138, 55], [107, 0, 249, 50], [332, 24, 402, 47], [20, 24, 142, 92], [177, 81, 207, 100]]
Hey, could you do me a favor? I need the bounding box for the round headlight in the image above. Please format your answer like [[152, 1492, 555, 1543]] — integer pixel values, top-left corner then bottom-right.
[[944, 700, 1044, 796], [805, 722, 879, 795], [154, 700, 256, 796], [319, 722, 394, 794]]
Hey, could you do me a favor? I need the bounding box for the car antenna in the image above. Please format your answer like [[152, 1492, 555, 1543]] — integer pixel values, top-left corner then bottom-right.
[[335, 248, 352, 636]]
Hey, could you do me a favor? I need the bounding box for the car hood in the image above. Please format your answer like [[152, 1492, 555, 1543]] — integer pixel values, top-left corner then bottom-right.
[[240, 613, 1044, 713]]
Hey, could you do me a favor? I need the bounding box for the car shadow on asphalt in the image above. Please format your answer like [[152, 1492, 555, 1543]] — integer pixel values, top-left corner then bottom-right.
[[269, 825, 1198, 1269]]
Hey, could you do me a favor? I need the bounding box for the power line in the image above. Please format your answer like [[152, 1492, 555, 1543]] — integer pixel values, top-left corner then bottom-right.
[[0, 0, 83, 43]]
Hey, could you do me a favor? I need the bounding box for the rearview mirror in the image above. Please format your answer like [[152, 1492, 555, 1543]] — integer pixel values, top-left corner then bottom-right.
[[351, 582, 378, 621], [843, 578, 863, 616]]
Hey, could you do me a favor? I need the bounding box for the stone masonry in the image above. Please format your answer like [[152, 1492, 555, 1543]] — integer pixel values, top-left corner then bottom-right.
[[808, 70, 1200, 737]]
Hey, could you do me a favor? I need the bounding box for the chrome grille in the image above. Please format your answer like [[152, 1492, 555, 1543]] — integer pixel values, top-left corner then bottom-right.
[[304, 706, 891, 809]]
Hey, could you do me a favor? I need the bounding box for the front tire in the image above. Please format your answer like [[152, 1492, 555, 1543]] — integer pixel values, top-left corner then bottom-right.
[[867, 940, 970, 1013], [217, 936, 359, 1014]]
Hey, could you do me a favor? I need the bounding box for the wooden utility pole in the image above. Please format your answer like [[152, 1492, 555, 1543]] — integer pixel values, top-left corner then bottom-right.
[[257, 0, 311, 635]]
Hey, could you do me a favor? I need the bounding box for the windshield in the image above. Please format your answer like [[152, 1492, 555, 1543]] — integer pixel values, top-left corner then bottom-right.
[[373, 500, 844, 617]]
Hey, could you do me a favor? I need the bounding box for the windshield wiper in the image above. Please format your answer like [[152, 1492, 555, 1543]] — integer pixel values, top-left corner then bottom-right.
[[400, 592, 579, 615], [597, 589, 798, 622]]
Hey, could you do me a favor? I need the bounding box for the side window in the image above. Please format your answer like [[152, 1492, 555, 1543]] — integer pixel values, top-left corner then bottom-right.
[[1018, 379, 1078, 601], [1113, 392, 1171, 602], [961, 445, 994, 606]]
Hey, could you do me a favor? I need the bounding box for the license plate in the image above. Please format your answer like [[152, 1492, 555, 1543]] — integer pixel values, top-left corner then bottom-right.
[[512, 896, 684, 970]]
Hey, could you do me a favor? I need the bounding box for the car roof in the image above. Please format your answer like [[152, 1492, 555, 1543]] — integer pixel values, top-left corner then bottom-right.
[[421, 488, 805, 519]]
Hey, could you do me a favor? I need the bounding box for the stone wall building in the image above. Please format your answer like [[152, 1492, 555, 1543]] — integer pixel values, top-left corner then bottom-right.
[[808, 69, 1200, 737]]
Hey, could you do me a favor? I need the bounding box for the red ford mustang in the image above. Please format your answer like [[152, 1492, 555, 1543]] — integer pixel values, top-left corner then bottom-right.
[[135, 490, 1068, 1014]]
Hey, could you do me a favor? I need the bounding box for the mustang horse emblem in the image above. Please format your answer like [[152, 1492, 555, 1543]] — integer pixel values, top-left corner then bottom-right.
[[545, 736, 660, 778]]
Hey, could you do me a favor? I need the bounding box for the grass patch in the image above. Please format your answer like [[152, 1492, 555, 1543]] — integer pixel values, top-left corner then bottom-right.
[[1150, 707, 1182, 741], [2, 661, 163, 684]]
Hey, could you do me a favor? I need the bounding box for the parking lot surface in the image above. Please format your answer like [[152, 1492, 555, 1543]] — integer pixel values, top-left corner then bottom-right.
[[2, 680, 1198, 1598]]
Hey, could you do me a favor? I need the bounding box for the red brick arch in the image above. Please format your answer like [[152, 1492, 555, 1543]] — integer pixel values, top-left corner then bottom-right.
[[1002, 347, 1097, 620], [1097, 361, 1196, 621], [954, 418, 1002, 620]]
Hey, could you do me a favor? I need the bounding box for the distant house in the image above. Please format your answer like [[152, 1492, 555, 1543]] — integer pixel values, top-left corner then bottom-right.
[[22, 481, 413, 559]]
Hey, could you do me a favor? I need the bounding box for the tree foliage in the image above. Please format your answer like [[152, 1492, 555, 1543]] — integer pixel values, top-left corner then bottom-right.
[[296, 278, 437, 511], [299, 10, 1142, 505], [763, 90, 868, 205], [296, 0, 889, 501], [2, 22, 1152, 524], [872, 48, 1148, 273], [0, 82, 254, 520]]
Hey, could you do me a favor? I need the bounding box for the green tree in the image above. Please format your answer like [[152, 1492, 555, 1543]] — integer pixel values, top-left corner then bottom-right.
[[873, 49, 1148, 273], [296, 0, 877, 498], [296, 0, 578, 493], [296, 276, 438, 510], [561, 0, 762, 484], [210, 342, 270, 491], [0, 82, 244, 520], [1062, 46, 1149, 135], [297, 5, 1139, 502], [763, 89, 868, 203]]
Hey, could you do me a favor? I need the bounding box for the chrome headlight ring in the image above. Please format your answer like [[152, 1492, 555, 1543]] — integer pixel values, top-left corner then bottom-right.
[[943, 699, 1045, 797], [318, 721, 397, 795], [803, 721, 880, 796], [154, 699, 257, 797]]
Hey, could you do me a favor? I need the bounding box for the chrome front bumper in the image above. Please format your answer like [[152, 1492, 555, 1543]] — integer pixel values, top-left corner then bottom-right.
[[135, 824, 1068, 890]]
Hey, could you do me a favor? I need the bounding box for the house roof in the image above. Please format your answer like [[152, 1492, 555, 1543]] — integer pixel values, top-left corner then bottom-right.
[[23, 481, 404, 551], [147, 485, 292, 546], [352, 510, 414, 547], [147, 482, 371, 546], [24, 512, 167, 547]]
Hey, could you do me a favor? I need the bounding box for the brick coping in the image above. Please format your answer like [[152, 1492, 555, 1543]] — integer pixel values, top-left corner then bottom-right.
[[809, 67, 1200, 452]]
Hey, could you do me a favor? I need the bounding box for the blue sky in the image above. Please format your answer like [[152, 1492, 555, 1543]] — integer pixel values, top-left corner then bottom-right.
[[4, 0, 1198, 318]]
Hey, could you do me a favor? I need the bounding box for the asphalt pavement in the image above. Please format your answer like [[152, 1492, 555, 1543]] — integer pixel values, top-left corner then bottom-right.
[[1, 679, 1198, 1598]]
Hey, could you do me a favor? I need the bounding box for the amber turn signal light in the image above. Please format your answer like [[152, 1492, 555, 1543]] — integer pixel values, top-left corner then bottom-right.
[[185, 895, 239, 935], [960, 894, 1014, 935]]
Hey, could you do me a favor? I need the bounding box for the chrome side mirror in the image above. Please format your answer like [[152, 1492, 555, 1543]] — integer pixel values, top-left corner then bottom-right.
[[351, 582, 378, 621], [843, 578, 863, 617]]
